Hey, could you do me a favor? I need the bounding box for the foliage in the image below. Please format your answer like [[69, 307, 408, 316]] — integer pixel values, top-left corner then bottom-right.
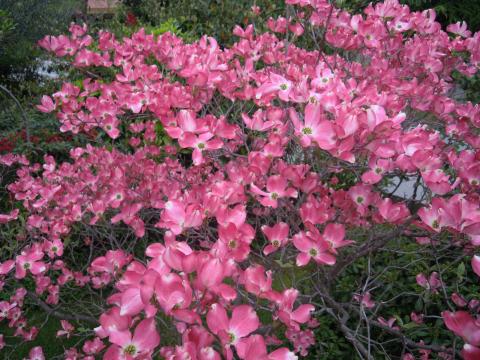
[[122, 0, 286, 44], [0, 10, 15, 44], [0, 0, 82, 94]]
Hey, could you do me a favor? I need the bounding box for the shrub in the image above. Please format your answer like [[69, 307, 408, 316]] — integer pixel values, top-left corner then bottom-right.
[[1, 0, 480, 359]]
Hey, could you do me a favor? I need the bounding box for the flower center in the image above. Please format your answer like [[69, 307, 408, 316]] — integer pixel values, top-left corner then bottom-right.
[[23, 263, 31, 270], [270, 192, 279, 200], [124, 344, 137, 355], [272, 239, 280, 247], [432, 220, 439, 229], [197, 142, 205, 150], [302, 127, 313, 135], [228, 332, 236, 344], [228, 240, 237, 249], [279, 83, 288, 90], [309, 248, 318, 257], [356, 196, 364, 204]]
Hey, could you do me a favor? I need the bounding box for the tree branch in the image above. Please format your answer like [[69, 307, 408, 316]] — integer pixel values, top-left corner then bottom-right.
[[27, 291, 98, 325]]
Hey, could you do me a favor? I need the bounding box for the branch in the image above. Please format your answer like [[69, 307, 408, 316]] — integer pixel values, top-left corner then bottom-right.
[[368, 319, 454, 355], [27, 291, 98, 325], [0, 84, 31, 143], [328, 220, 413, 281]]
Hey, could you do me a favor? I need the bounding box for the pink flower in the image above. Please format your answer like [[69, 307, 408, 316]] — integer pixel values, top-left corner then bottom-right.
[[207, 304, 259, 347], [290, 104, 336, 149], [377, 317, 400, 331], [243, 265, 273, 299], [262, 222, 289, 255], [117, 267, 158, 317], [376, 198, 410, 224], [0, 260, 15, 275], [157, 200, 203, 235], [0, 209, 19, 224], [416, 272, 441, 293], [15, 245, 47, 279], [410, 312, 424, 324], [179, 132, 223, 165], [250, 175, 298, 208], [242, 110, 276, 132], [348, 184, 373, 210], [362, 158, 391, 184], [323, 223, 353, 254], [216, 222, 254, 261], [462, 344, 480, 360], [236, 334, 298, 360], [452, 293, 468, 308], [447, 21, 471, 38], [154, 272, 193, 315], [83, 337, 106, 355], [276, 288, 315, 330], [27, 346, 45, 360], [256, 73, 292, 102], [472, 255, 480, 278], [162, 233, 194, 272], [197, 256, 226, 288], [56, 320, 74, 338], [105, 318, 160, 359], [353, 292, 376, 309], [94, 308, 131, 339], [90, 250, 131, 276], [442, 311, 480, 346], [293, 229, 336, 266]]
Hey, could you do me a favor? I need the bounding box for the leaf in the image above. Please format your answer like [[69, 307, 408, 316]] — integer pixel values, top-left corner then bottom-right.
[[274, 259, 294, 268], [414, 297, 423, 312], [457, 262, 465, 281], [402, 322, 419, 330]]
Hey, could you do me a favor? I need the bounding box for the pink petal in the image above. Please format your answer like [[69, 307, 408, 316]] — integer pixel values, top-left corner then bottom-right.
[[230, 305, 260, 338], [207, 303, 229, 335], [472, 255, 480, 278], [133, 318, 160, 352]]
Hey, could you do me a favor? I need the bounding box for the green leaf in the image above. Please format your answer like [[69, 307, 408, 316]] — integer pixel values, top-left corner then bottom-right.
[[457, 262, 465, 280], [414, 297, 423, 312], [274, 259, 294, 268]]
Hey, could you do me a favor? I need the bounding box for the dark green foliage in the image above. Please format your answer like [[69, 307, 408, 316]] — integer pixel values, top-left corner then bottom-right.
[[122, 0, 286, 45], [0, 0, 83, 93]]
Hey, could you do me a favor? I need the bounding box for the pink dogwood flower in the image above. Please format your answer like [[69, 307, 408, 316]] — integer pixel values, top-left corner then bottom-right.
[[293, 229, 336, 266], [289, 104, 337, 149], [207, 304, 259, 349], [442, 311, 480, 346], [262, 222, 289, 255], [250, 175, 298, 208], [104, 318, 160, 359], [56, 320, 74, 338], [15, 245, 47, 279]]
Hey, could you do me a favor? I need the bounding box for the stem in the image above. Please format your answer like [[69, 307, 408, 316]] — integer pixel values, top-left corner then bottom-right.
[[0, 84, 31, 144]]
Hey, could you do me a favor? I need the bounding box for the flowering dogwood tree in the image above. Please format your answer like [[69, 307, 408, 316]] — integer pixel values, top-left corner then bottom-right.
[[2, 0, 480, 358]]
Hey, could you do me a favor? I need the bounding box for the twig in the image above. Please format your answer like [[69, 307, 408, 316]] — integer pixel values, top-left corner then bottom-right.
[[0, 84, 31, 143], [27, 291, 98, 325]]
